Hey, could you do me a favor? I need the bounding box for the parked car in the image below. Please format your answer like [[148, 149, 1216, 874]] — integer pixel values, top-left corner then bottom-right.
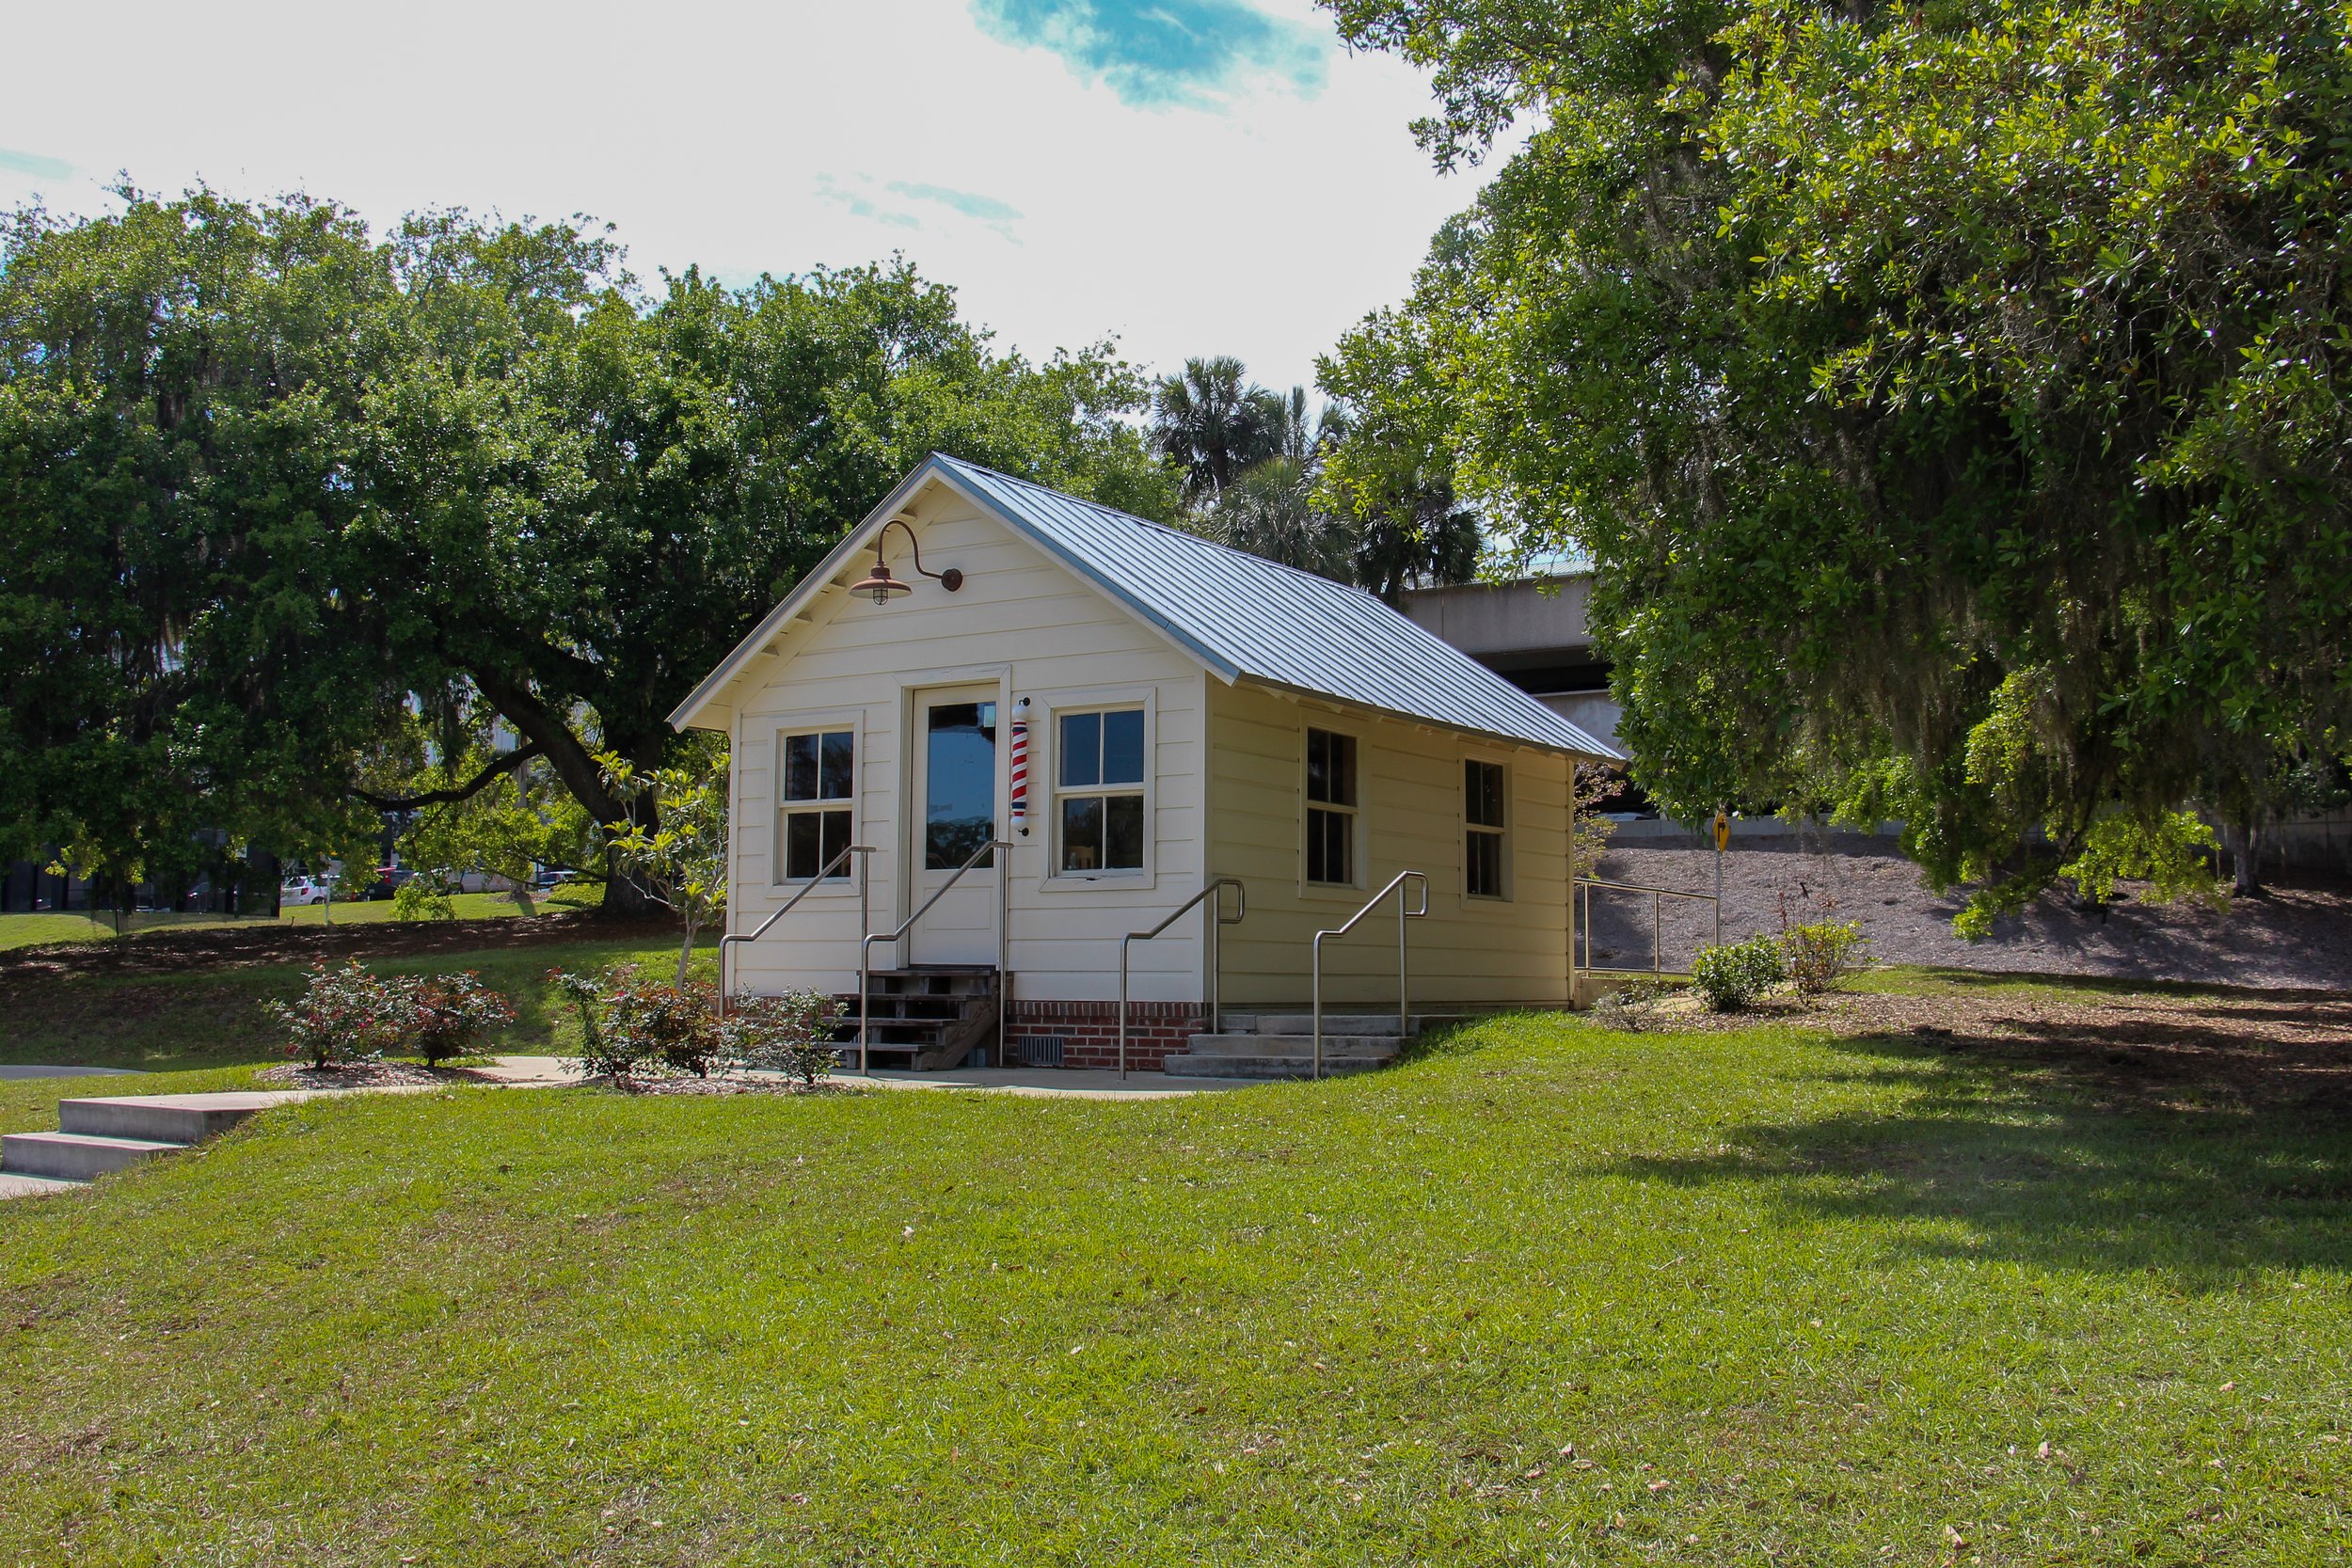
[[356, 866, 417, 901], [279, 876, 331, 907], [532, 868, 578, 890]]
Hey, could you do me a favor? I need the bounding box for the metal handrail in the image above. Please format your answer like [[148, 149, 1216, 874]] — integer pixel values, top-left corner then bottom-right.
[[1311, 870, 1428, 1082], [718, 843, 874, 1018], [1117, 878, 1246, 1081], [1572, 876, 1721, 978], [857, 836, 1011, 1074]]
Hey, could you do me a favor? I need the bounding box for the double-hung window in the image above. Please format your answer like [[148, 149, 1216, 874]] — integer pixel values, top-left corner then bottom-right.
[[1305, 727, 1358, 886], [1465, 758, 1507, 898], [1057, 707, 1146, 874], [778, 729, 854, 881]]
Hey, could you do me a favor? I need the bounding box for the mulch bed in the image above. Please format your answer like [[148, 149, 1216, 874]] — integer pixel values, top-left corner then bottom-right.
[[250, 1061, 502, 1090], [1608, 981, 2352, 1112]]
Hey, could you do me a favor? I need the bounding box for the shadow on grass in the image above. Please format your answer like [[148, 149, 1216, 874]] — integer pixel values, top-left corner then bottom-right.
[[1608, 1010, 2352, 1285], [1862, 964, 2351, 1005]]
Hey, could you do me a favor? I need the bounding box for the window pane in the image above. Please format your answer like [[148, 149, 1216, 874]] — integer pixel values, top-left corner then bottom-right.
[[784, 734, 818, 802], [785, 811, 820, 879], [1468, 830, 1502, 897], [1102, 709, 1145, 784], [1306, 729, 1329, 803], [1060, 795, 1103, 872], [1466, 759, 1504, 828], [820, 810, 851, 878], [926, 703, 997, 869], [1330, 733, 1357, 807], [819, 732, 855, 801], [1059, 711, 1101, 788], [1104, 793, 1144, 869], [1308, 806, 1350, 884]]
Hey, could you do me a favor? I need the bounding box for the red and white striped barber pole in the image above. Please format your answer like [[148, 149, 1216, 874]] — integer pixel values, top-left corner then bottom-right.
[[1009, 698, 1030, 836]]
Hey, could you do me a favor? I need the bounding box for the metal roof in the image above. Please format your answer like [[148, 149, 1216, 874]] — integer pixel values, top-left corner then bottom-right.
[[932, 456, 1619, 758]]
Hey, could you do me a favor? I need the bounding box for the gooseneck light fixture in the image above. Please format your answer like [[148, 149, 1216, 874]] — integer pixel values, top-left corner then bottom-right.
[[849, 518, 963, 605]]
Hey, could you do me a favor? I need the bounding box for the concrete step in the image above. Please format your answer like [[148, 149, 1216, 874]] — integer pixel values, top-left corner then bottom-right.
[[1162, 1053, 1391, 1080], [1184, 1031, 1404, 1058], [1226, 1013, 1457, 1037], [58, 1093, 277, 1144], [0, 1170, 87, 1201], [2, 1130, 186, 1180]]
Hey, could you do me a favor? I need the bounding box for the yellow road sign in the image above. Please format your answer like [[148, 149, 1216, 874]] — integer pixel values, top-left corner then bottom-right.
[[1711, 809, 1732, 852]]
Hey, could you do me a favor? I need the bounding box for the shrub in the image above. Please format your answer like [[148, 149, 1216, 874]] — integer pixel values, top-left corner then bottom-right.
[[391, 970, 516, 1066], [1781, 920, 1870, 996], [267, 959, 400, 1068], [722, 990, 844, 1087], [552, 963, 723, 1082], [1692, 935, 1786, 1013], [391, 879, 458, 921]]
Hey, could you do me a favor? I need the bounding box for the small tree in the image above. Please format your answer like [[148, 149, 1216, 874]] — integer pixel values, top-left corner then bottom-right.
[[598, 738, 728, 985]]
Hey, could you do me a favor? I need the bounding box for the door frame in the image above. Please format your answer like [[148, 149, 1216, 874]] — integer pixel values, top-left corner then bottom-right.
[[898, 668, 1012, 965]]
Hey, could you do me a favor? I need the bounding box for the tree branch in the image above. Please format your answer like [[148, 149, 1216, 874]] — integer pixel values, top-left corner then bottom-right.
[[349, 741, 543, 811]]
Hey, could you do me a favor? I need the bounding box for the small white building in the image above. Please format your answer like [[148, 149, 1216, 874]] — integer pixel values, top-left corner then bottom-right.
[[668, 455, 1618, 1074]]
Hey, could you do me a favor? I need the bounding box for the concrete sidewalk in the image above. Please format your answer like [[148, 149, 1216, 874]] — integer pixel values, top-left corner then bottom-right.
[[0, 1065, 143, 1081], [482, 1056, 1251, 1098]]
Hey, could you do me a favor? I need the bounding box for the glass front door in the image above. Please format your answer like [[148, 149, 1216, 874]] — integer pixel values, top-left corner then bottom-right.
[[909, 686, 1000, 965]]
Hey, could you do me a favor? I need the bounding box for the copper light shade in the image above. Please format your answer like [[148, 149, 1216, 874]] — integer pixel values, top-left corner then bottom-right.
[[850, 519, 962, 605]]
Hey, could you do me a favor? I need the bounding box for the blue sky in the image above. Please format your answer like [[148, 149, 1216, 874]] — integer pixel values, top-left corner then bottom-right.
[[0, 1, 1502, 394]]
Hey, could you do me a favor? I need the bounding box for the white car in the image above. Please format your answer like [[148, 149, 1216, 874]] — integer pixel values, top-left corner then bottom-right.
[[279, 876, 332, 906]]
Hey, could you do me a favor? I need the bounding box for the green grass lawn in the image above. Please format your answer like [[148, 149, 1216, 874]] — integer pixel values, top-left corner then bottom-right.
[[1, 1011, 2343, 1564], [0, 891, 601, 952], [0, 937, 708, 1075]]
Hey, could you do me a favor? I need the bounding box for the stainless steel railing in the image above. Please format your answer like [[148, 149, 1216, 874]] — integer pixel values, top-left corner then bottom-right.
[[1117, 878, 1246, 1081], [717, 843, 874, 1018], [1311, 870, 1427, 1082], [1572, 877, 1721, 978], [856, 837, 1011, 1074]]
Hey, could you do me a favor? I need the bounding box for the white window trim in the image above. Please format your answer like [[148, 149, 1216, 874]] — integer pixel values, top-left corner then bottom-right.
[[1037, 687, 1157, 890], [1300, 719, 1365, 895], [1462, 750, 1513, 904], [771, 712, 864, 891]]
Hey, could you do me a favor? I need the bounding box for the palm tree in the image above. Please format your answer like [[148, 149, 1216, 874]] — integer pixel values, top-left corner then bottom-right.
[[1207, 456, 1357, 582], [1149, 356, 1283, 503]]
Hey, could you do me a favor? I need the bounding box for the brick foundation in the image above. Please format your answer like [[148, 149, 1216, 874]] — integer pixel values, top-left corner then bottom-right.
[[1004, 999, 1206, 1072]]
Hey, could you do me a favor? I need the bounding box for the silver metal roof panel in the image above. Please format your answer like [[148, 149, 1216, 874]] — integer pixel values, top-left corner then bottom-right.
[[934, 456, 1620, 758]]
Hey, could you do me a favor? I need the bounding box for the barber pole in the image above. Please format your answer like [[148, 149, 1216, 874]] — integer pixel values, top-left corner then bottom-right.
[[1009, 697, 1030, 835]]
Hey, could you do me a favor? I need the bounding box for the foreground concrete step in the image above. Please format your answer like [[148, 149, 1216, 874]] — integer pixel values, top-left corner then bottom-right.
[[1, 1130, 185, 1181], [1184, 1032, 1404, 1059], [1161, 1053, 1391, 1080], [0, 1170, 86, 1200], [58, 1092, 279, 1144]]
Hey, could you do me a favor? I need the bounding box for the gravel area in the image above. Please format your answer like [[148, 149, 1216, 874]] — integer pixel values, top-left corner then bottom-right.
[[1592, 838, 2352, 992], [250, 1061, 501, 1089]]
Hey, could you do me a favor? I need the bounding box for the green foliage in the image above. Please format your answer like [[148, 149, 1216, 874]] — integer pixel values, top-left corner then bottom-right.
[[2, 192, 1168, 898], [391, 970, 516, 1067], [1322, 0, 2352, 922], [721, 990, 844, 1087], [598, 738, 729, 984], [1586, 974, 1671, 1031], [553, 962, 724, 1082], [389, 879, 458, 922], [266, 959, 400, 1069], [2057, 812, 2228, 920], [1692, 934, 1786, 1012], [1779, 921, 1869, 997]]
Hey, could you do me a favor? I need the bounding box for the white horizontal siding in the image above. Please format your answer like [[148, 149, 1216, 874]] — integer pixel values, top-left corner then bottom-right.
[[726, 493, 1208, 1006]]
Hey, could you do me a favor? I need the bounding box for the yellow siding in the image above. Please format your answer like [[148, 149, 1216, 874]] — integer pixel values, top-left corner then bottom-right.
[[1204, 679, 1575, 1008]]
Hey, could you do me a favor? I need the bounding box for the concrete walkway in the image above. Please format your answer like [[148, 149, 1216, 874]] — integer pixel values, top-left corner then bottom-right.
[[482, 1056, 1252, 1098]]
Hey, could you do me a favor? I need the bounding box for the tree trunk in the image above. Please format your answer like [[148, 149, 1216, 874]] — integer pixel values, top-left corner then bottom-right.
[[2231, 818, 2265, 897]]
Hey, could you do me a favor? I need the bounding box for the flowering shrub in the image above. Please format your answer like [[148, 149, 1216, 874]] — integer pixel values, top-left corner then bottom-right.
[[1692, 934, 1787, 1013], [1588, 974, 1672, 1032], [1780, 920, 1870, 996], [722, 990, 843, 1087], [393, 970, 516, 1065], [552, 963, 723, 1083], [267, 959, 400, 1069]]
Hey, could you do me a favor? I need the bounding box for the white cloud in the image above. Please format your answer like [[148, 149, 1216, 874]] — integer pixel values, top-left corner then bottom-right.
[[0, 0, 1495, 394]]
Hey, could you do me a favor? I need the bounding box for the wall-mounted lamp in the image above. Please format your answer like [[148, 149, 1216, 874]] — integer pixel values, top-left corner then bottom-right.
[[849, 518, 963, 605]]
